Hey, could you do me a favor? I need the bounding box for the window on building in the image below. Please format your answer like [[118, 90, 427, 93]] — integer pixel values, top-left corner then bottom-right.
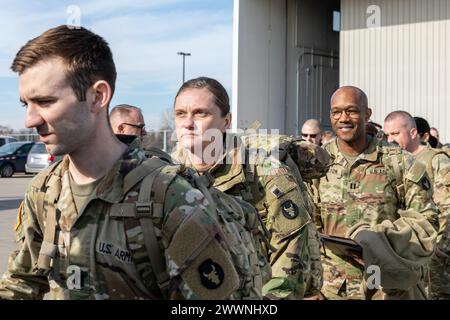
[[333, 11, 340, 32]]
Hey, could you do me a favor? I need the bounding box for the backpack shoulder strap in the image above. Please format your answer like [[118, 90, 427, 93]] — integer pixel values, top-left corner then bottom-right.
[[123, 157, 169, 194], [143, 145, 173, 164], [15, 164, 57, 236], [32, 160, 63, 220], [34, 162, 64, 275], [134, 166, 173, 292], [113, 157, 180, 295]]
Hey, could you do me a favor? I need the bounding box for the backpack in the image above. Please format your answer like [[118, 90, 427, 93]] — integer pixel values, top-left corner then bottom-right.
[[415, 147, 450, 183], [237, 133, 331, 184], [28, 151, 269, 299], [229, 133, 330, 218], [116, 155, 270, 299]]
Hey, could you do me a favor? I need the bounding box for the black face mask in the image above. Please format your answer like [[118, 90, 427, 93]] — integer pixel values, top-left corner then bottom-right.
[[428, 135, 438, 148], [115, 134, 138, 145]]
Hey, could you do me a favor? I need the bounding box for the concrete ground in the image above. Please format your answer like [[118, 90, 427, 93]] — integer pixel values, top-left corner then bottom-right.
[[0, 173, 32, 275]]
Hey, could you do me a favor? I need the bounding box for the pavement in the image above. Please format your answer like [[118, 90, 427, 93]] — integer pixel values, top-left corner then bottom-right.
[[0, 174, 33, 275]]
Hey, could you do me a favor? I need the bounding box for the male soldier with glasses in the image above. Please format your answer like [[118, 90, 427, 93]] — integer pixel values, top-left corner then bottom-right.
[[110, 104, 147, 138], [315, 86, 438, 300], [301, 119, 322, 145]]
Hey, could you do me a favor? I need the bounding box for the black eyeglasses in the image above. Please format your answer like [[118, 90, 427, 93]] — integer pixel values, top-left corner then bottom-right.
[[301, 133, 318, 138], [122, 123, 146, 131], [330, 109, 361, 120]]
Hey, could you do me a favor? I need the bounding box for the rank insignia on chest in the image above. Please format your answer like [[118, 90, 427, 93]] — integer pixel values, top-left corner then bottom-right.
[[281, 200, 299, 219], [198, 259, 224, 289]]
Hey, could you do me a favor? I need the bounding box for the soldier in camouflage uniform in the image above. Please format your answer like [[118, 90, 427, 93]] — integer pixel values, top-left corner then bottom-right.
[[300, 119, 322, 145], [171, 77, 323, 300], [110, 104, 147, 138], [0, 25, 252, 300], [317, 86, 438, 300], [384, 112, 450, 300]]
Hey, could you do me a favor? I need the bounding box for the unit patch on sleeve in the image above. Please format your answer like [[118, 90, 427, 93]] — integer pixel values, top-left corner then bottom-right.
[[198, 259, 224, 289], [281, 200, 299, 219]]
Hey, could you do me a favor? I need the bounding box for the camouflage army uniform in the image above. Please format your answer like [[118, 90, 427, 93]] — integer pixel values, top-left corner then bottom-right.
[[317, 135, 439, 300], [415, 145, 450, 299], [0, 140, 247, 300], [302, 180, 321, 229], [173, 138, 323, 300]]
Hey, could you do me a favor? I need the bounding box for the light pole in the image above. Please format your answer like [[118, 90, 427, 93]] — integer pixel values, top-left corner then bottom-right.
[[177, 51, 191, 84]]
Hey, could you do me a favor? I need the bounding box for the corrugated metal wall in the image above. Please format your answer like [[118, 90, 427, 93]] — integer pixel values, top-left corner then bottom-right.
[[340, 0, 450, 143]]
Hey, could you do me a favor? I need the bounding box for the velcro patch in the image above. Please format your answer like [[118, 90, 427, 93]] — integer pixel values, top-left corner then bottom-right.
[[405, 160, 426, 183], [270, 186, 285, 199], [166, 207, 239, 299]]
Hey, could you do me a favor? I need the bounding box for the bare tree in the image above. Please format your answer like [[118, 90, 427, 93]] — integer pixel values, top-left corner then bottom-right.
[[142, 108, 177, 152], [159, 108, 175, 131]]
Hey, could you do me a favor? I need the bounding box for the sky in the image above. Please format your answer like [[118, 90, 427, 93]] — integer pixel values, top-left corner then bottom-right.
[[0, 0, 233, 131]]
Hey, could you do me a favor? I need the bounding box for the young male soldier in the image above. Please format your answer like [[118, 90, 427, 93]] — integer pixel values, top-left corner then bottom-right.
[[171, 77, 323, 300], [317, 86, 438, 300], [110, 104, 147, 138], [384, 111, 450, 300], [0, 26, 248, 300]]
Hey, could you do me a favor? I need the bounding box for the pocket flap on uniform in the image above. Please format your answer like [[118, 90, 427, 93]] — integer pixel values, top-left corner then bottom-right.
[[405, 160, 426, 183]]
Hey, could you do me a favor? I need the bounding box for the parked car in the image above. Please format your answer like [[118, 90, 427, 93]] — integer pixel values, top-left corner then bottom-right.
[[0, 136, 18, 147], [25, 142, 63, 174], [0, 141, 35, 177]]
